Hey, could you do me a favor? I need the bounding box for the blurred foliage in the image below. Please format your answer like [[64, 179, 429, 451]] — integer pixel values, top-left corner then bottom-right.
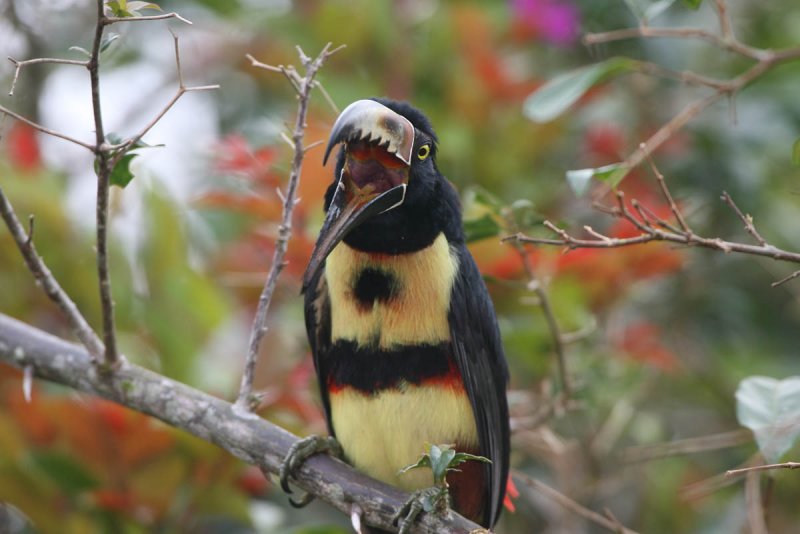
[[1, 0, 800, 532]]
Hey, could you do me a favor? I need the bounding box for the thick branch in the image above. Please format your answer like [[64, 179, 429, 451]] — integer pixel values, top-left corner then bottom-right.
[[0, 313, 479, 533]]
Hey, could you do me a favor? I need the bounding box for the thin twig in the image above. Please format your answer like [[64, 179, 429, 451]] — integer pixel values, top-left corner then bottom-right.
[[583, 26, 770, 61], [720, 191, 767, 247], [726, 461, 800, 477], [622, 429, 752, 463], [514, 471, 640, 534], [7, 56, 88, 96], [714, 0, 733, 41], [644, 149, 691, 233], [0, 104, 95, 151], [505, 183, 800, 275], [511, 238, 572, 397], [622, 92, 722, 180], [108, 31, 219, 169], [772, 269, 800, 288], [582, 14, 800, 185], [0, 188, 105, 359], [235, 43, 343, 412]]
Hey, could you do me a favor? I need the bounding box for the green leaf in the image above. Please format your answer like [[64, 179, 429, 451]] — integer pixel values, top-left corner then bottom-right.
[[681, 0, 703, 9], [524, 57, 638, 123], [126, 1, 162, 15], [464, 213, 502, 243], [30, 451, 99, 493], [735, 376, 800, 463], [400, 444, 492, 486], [792, 137, 800, 166], [398, 454, 431, 475], [428, 444, 456, 484], [110, 153, 139, 188], [69, 46, 92, 57], [100, 33, 120, 52], [106, 0, 127, 17], [565, 162, 628, 196]]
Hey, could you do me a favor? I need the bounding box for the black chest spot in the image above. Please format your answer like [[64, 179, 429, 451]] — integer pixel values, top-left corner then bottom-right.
[[352, 268, 399, 309]]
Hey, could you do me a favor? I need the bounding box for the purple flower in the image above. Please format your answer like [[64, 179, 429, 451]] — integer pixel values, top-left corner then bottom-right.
[[511, 0, 581, 46]]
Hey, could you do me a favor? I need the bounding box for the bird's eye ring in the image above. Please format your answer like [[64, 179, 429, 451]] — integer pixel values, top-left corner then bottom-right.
[[417, 145, 431, 160]]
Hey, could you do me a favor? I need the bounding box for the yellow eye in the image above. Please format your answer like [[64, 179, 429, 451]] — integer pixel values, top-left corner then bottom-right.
[[417, 145, 431, 160]]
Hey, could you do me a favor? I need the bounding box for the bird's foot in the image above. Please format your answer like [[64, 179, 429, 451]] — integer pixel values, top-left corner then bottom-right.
[[279, 435, 343, 507], [393, 485, 449, 534]]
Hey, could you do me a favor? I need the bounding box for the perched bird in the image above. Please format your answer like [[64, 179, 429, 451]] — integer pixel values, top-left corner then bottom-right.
[[293, 98, 510, 530]]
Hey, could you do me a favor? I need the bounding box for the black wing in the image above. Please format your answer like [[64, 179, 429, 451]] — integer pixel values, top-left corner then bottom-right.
[[448, 244, 510, 528], [303, 267, 335, 436]]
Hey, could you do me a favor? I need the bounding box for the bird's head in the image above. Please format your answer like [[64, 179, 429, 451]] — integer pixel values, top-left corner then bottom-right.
[[304, 98, 460, 289]]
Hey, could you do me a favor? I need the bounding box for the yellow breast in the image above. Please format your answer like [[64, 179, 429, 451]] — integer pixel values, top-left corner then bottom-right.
[[330, 384, 478, 490], [324, 232, 458, 349]]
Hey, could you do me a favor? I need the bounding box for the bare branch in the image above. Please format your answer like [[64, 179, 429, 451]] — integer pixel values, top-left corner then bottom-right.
[[236, 43, 343, 411], [0, 104, 95, 151], [582, 16, 800, 186], [621, 92, 722, 180], [505, 180, 800, 284], [514, 471, 640, 534], [623, 429, 752, 463], [508, 235, 572, 398], [720, 191, 767, 247], [0, 313, 480, 534], [772, 269, 800, 288], [583, 26, 770, 61], [108, 30, 219, 169], [645, 150, 691, 234], [726, 461, 800, 477], [88, 0, 119, 367], [0, 188, 104, 359], [7, 56, 88, 96]]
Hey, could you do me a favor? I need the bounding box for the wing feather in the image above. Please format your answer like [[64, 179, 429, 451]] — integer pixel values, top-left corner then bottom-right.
[[303, 269, 335, 435], [448, 244, 510, 527]]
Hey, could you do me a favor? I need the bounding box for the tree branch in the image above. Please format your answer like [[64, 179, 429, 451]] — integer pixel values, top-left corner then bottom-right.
[[88, 0, 119, 368], [0, 104, 95, 151], [514, 471, 640, 534], [108, 30, 219, 170], [236, 43, 342, 411], [0, 313, 480, 534], [505, 174, 800, 286], [0, 189, 104, 359], [726, 461, 800, 477], [508, 239, 572, 398], [7, 56, 88, 96], [581, 6, 800, 185]]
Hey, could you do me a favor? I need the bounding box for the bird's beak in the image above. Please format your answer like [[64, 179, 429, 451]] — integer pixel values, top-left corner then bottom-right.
[[303, 100, 415, 291]]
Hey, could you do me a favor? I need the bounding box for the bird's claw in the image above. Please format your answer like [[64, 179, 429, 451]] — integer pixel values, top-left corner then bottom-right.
[[279, 435, 343, 507], [393, 486, 449, 534]]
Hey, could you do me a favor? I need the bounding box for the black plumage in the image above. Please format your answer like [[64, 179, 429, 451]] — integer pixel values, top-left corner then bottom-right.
[[302, 98, 510, 528]]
